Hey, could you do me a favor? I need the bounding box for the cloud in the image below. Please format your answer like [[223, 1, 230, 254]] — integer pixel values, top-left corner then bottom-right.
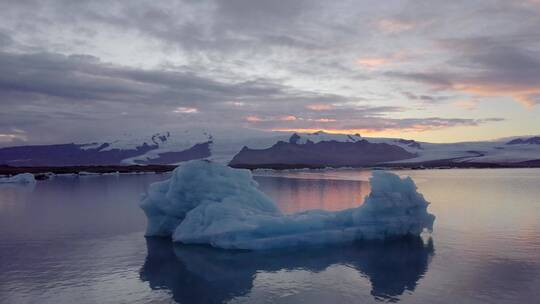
[[0, 0, 535, 144], [246, 113, 503, 134], [388, 44, 540, 107], [173, 107, 199, 113], [245, 115, 263, 122], [0, 131, 27, 145], [0, 51, 352, 108], [306, 104, 334, 111], [402, 92, 451, 104], [0, 31, 13, 48], [357, 57, 388, 68], [0, 49, 384, 144], [453, 99, 479, 110], [245, 115, 299, 122], [377, 18, 417, 34]]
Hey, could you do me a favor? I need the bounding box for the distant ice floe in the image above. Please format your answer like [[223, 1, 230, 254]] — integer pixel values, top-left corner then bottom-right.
[[0, 173, 36, 185], [78, 171, 101, 176], [140, 160, 435, 250]]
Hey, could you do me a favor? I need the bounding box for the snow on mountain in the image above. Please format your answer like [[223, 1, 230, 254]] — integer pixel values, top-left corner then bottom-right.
[[1, 130, 539, 167], [290, 131, 362, 144], [506, 136, 540, 145], [367, 139, 479, 163], [120, 130, 213, 164], [233, 130, 537, 168], [458, 141, 540, 163], [337, 135, 540, 165], [229, 132, 416, 168], [208, 133, 290, 164], [121, 129, 290, 165]]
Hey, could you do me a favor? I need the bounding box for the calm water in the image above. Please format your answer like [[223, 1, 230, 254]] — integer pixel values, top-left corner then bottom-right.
[[0, 169, 539, 303]]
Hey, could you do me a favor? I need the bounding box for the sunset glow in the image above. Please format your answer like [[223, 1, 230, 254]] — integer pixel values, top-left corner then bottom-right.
[[0, 0, 538, 145]]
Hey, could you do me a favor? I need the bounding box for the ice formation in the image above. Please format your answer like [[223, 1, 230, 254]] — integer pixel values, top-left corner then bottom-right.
[[0, 173, 36, 184], [140, 160, 435, 250]]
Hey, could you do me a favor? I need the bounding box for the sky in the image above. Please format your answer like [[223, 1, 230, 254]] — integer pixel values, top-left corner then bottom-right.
[[1, 0, 539, 146]]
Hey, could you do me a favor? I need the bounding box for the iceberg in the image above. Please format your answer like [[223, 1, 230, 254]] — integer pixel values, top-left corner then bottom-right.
[[0, 173, 36, 185], [140, 160, 435, 250]]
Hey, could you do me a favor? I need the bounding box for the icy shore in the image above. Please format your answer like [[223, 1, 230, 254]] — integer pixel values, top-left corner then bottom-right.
[[140, 160, 435, 250], [0, 173, 36, 185]]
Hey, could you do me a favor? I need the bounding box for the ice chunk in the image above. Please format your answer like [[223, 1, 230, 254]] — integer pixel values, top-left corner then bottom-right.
[[140, 160, 435, 250], [78, 171, 100, 176], [140, 160, 279, 237], [0, 173, 36, 185]]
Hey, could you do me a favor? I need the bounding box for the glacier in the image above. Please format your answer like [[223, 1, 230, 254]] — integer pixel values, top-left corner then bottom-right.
[[140, 160, 435, 250]]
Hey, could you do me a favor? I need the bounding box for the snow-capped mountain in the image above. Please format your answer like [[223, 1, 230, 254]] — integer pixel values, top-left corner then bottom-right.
[[0, 130, 539, 168], [0, 130, 212, 166], [506, 136, 540, 145], [229, 134, 416, 168], [116, 130, 213, 165], [369, 136, 540, 165]]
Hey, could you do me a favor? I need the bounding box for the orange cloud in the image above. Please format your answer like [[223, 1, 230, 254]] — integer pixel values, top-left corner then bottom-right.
[[246, 115, 333, 123], [311, 118, 336, 122], [356, 57, 388, 68], [356, 50, 421, 68], [391, 70, 540, 108], [306, 104, 334, 111], [245, 115, 262, 122], [280, 115, 298, 121], [453, 99, 478, 110], [246, 115, 297, 122], [452, 83, 540, 108], [271, 117, 500, 135], [377, 18, 416, 34], [271, 128, 409, 138]]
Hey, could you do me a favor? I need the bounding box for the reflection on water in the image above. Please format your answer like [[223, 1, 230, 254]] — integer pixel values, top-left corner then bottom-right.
[[1, 169, 539, 303], [0, 174, 165, 242], [255, 176, 370, 213], [0, 183, 36, 211], [140, 237, 434, 303]]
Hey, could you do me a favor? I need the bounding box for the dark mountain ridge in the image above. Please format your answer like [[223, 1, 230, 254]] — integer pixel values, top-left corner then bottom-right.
[[507, 137, 540, 145], [229, 134, 417, 168]]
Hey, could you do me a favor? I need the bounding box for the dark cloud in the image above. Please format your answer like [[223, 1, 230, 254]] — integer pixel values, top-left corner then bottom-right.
[[387, 43, 540, 106], [387, 72, 454, 89], [0, 0, 535, 144], [0, 51, 351, 107], [0, 50, 365, 144], [0, 31, 13, 48], [245, 115, 504, 133], [402, 91, 451, 104]]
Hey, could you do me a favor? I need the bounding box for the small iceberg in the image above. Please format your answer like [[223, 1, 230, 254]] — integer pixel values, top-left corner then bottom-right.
[[140, 160, 435, 250], [0, 173, 36, 185], [78, 171, 101, 176]]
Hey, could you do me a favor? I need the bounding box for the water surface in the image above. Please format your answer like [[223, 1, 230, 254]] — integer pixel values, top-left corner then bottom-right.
[[0, 169, 539, 303]]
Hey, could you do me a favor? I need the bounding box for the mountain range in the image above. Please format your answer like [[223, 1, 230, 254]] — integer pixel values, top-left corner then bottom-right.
[[1, 130, 539, 168]]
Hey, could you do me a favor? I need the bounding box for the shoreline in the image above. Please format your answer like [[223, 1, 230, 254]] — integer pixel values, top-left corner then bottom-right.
[[0, 164, 176, 179], [230, 160, 540, 170], [2, 160, 539, 179]]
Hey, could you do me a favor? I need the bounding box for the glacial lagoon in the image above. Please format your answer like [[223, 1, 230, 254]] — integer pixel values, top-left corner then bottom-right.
[[1, 169, 539, 303]]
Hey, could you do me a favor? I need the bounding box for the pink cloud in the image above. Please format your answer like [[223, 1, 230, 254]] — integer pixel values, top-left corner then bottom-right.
[[306, 104, 334, 111], [173, 107, 198, 113]]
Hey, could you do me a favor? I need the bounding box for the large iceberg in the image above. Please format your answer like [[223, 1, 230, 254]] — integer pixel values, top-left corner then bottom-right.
[[140, 160, 435, 250]]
